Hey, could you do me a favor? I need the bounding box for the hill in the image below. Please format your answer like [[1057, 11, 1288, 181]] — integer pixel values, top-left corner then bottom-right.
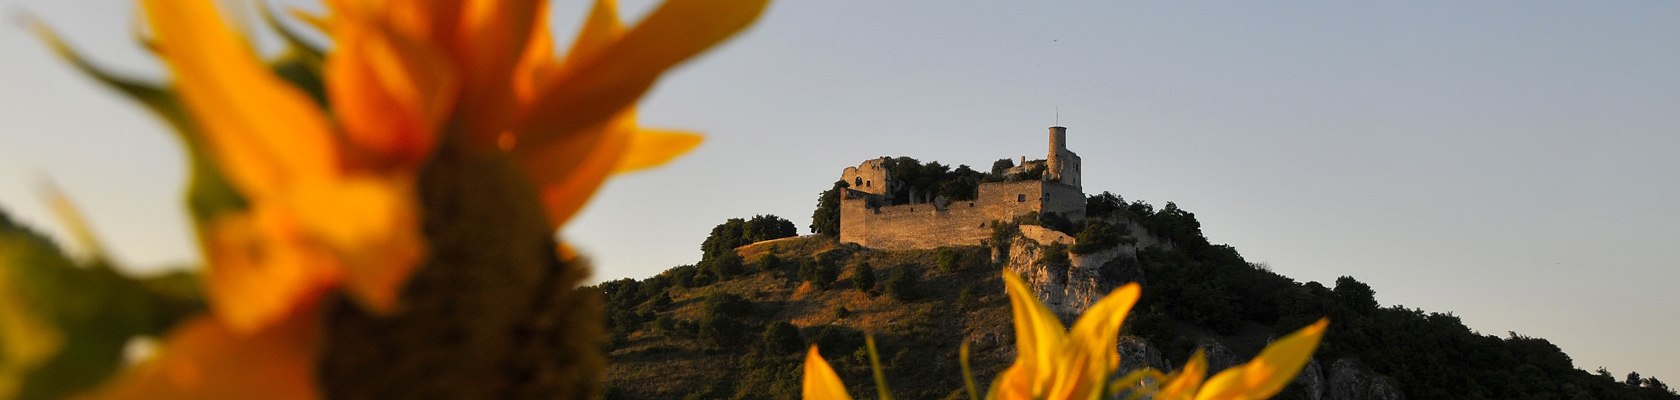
[[595, 192, 1680, 399]]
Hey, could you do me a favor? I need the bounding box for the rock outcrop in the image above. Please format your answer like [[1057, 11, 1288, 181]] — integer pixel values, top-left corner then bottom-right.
[[1001, 225, 1134, 321]]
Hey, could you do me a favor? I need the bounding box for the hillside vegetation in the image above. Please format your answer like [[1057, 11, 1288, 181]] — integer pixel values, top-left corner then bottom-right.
[[596, 187, 1678, 399]]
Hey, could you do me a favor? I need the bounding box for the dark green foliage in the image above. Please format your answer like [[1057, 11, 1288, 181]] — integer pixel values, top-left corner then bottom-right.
[[1070, 220, 1132, 254], [1333, 276, 1378, 311], [0, 206, 205, 400], [936, 247, 962, 273], [808, 325, 865, 358], [1085, 191, 1126, 220], [955, 286, 976, 308], [745, 215, 799, 243], [699, 293, 752, 348], [1039, 243, 1071, 278], [762, 321, 804, 355], [850, 261, 876, 292], [1115, 196, 1679, 399], [1009, 163, 1045, 181], [811, 180, 847, 236], [988, 158, 1015, 179], [758, 252, 785, 274], [1038, 212, 1077, 236], [876, 156, 988, 203], [884, 267, 920, 301], [710, 250, 745, 279], [800, 257, 840, 288], [700, 215, 798, 273]]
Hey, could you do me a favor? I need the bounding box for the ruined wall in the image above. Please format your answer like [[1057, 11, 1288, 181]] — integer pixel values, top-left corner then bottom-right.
[[840, 158, 892, 196], [841, 180, 1091, 250], [840, 198, 994, 250]]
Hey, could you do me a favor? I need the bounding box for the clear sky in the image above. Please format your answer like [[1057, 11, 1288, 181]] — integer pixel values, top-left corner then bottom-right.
[[3, 0, 1676, 384]]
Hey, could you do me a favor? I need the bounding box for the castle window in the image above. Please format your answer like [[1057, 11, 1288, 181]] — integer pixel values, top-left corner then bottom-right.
[[1017, 194, 1026, 202], [854, 177, 862, 186], [866, 180, 871, 187]]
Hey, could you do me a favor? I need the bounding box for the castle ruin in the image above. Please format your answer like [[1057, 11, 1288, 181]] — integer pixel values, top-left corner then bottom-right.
[[839, 126, 1088, 250]]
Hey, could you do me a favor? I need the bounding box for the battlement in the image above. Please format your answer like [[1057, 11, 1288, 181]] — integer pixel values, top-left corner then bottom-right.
[[838, 126, 1089, 250]]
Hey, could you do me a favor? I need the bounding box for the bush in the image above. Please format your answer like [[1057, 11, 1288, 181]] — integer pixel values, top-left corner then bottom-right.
[[702, 293, 752, 318], [802, 257, 840, 288], [698, 315, 745, 348], [761, 321, 803, 355], [850, 261, 875, 292], [1071, 220, 1130, 254], [1039, 243, 1071, 278], [758, 252, 785, 273], [710, 250, 744, 279], [884, 267, 920, 301], [936, 247, 962, 273]]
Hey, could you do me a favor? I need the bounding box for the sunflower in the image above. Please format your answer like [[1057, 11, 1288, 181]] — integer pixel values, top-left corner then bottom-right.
[[32, 0, 767, 397]]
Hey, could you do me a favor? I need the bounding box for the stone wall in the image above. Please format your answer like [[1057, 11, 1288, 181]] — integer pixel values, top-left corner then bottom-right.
[[840, 158, 892, 196], [839, 197, 993, 250], [840, 180, 1088, 250]]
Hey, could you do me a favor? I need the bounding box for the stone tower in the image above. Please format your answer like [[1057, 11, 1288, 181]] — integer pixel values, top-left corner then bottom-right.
[[1044, 126, 1082, 190]]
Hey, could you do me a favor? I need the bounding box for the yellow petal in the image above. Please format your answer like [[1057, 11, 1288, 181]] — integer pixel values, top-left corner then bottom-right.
[[802, 346, 853, 400], [77, 310, 319, 400], [141, 0, 338, 198], [517, 0, 770, 150], [1067, 283, 1140, 377], [1194, 319, 1328, 400], [454, 0, 545, 139], [325, 13, 457, 171], [1157, 350, 1208, 399], [1003, 271, 1067, 383], [284, 177, 425, 314], [199, 206, 341, 333], [522, 111, 637, 227], [613, 129, 703, 174]]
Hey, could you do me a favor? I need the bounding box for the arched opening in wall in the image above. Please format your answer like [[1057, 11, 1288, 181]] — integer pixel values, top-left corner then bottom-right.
[[866, 180, 871, 187], [855, 177, 862, 186], [1017, 194, 1026, 202]]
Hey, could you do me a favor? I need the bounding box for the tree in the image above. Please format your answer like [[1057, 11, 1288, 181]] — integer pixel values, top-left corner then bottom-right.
[[1333, 276, 1378, 311], [1628, 371, 1643, 387], [1085, 192, 1125, 220], [811, 180, 847, 236], [850, 261, 875, 292], [990, 158, 1015, 178], [744, 214, 797, 243]]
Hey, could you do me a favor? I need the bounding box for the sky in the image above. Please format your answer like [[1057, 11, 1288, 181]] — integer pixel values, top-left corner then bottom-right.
[[2, 0, 1676, 384]]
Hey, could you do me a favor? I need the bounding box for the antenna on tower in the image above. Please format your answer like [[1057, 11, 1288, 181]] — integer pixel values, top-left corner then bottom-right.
[[1055, 106, 1060, 126]]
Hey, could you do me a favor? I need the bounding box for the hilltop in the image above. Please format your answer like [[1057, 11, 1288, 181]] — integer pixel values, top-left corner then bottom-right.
[[595, 187, 1680, 399]]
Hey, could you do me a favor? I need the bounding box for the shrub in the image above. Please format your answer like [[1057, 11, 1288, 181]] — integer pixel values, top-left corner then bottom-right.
[[936, 247, 962, 273], [758, 252, 785, 273], [710, 250, 744, 279], [884, 267, 920, 301], [850, 261, 876, 292], [1039, 243, 1071, 278], [761, 321, 803, 355], [698, 315, 744, 348], [1071, 220, 1129, 254], [702, 293, 752, 318]]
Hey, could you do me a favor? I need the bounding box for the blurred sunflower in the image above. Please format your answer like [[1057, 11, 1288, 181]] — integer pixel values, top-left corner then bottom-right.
[[800, 271, 1328, 400], [23, 0, 768, 397]]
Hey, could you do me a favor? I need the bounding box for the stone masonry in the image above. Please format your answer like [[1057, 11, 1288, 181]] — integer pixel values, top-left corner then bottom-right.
[[839, 126, 1087, 250]]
